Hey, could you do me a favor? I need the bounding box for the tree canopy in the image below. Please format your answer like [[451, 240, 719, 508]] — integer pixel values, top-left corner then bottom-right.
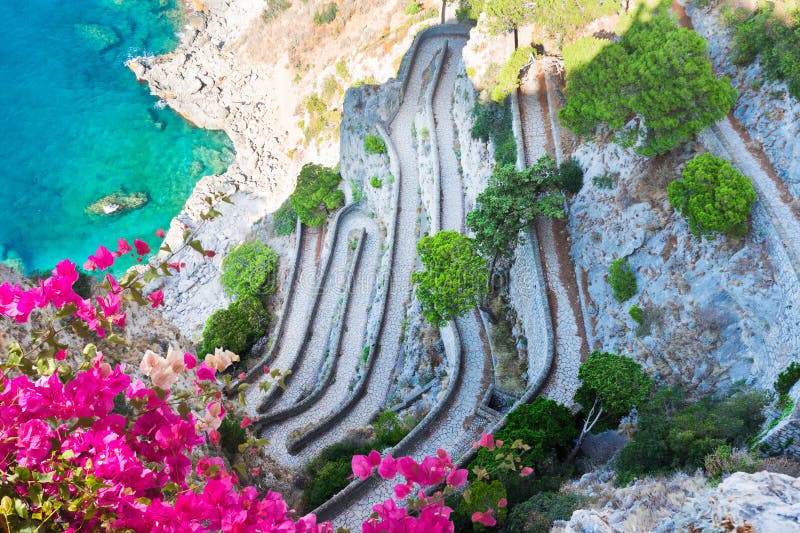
[[667, 153, 756, 238], [466, 157, 565, 267], [412, 231, 488, 326], [483, 0, 528, 34], [220, 242, 280, 300], [290, 163, 345, 227], [200, 296, 269, 357], [559, 3, 737, 156]]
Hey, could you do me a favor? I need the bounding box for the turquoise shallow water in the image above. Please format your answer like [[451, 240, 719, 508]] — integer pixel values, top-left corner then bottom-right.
[[0, 0, 234, 274]]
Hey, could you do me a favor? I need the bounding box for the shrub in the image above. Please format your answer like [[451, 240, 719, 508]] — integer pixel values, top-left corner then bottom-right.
[[505, 492, 589, 533], [303, 440, 369, 509], [335, 60, 349, 79], [489, 46, 536, 102], [557, 157, 584, 193], [264, 0, 291, 22], [616, 388, 768, 484], [471, 99, 516, 165], [350, 179, 364, 204], [313, 2, 337, 25], [608, 258, 637, 302], [455, 480, 507, 530], [667, 154, 756, 239], [563, 36, 612, 77], [629, 304, 644, 325], [220, 242, 280, 300], [729, 6, 800, 98], [469, 398, 577, 475], [370, 176, 383, 188], [364, 134, 387, 155], [775, 361, 800, 396], [273, 200, 297, 236], [219, 415, 247, 458], [456, 0, 483, 23], [704, 445, 760, 484], [372, 410, 414, 449], [290, 163, 344, 227], [405, 1, 422, 15], [200, 296, 269, 357]]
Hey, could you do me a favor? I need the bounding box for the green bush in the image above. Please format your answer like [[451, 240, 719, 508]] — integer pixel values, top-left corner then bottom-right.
[[372, 410, 414, 449], [616, 387, 768, 484], [489, 46, 536, 102], [730, 6, 800, 98], [563, 36, 613, 77], [200, 296, 269, 357], [471, 99, 516, 166], [775, 361, 800, 396], [290, 163, 344, 227], [704, 445, 760, 484], [221, 242, 280, 300], [557, 157, 584, 193], [273, 200, 298, 236], [364, 134, 387, 155], [264, 0, 291, 22], [629, 304, 644, 325], [303, 440, 369, 509], [313, 2, 337, 25], [559, 3, 736, 156], [405, 0, 422, 15], [456, 480, 508, 531], [456, 0, 483, 22], [219, 415, 247, 458], [370, 176, 383, 188], [667, 153, 756, 239], [608, 257, 637, 302], [469, 398, 577, 475], [505, 492, 589, 533]]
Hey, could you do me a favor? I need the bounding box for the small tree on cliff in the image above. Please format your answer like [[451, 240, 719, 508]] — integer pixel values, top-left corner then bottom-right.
[[290, 163, 345, 227], [413, 231, 488, 326], [569, 351, 652, 461], [484, 0, 527, 47], [667, 153, 756, 239]]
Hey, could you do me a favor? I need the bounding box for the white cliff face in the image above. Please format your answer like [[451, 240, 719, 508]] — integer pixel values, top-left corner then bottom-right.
[[567, 140, 800, 394], [556, 470, 800, 533]]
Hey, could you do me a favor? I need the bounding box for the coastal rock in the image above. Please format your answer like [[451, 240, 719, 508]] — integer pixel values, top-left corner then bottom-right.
[[85, 191, 148, 216]]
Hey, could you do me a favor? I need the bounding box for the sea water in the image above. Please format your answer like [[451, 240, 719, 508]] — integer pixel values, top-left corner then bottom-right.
[[0, 0, 234, 274]]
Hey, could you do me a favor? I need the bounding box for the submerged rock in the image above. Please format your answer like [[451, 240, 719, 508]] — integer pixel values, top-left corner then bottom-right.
[[75, 23, 120, 52], [85, 191, 148, 216]]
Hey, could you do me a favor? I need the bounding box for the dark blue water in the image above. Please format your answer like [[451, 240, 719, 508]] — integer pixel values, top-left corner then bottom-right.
[[0, 0, 233, 274]]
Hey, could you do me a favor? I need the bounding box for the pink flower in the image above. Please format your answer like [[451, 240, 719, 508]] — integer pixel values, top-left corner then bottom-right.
[[134, 239, 151, 256], [195, 363, 216, 381], [209, 430, 221, 446], [238, 372, 246, 380], [147, 290, 164, 308], [474, 433, 496, 451], [352, 455, 373, 480], [393, 483, 412, 499], [520, 467, 534, 477], [85, 245, 115, 271], [498, 498, 507, 508], [378, 454, 397, 479], [55, 350, 66, 361], [240, 417, 252, 429], [471, 509, 496, 527], [115, 238, 133, 257], [155, 229, 165, 238], [184, 353, 197, 370], [446, 468, 467, 487]]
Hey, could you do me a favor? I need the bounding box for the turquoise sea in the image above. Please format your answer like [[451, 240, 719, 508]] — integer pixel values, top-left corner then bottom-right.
[[0, 0, 234, 274]]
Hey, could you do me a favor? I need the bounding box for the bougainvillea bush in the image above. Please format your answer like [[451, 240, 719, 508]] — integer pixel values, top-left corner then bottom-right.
[[0, 220, 520, 531]]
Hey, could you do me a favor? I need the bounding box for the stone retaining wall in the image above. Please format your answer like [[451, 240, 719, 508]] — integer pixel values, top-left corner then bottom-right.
[[254, 228, 366, 429], [426, 40, 448, 232], [759, 381, 800, 457], [311, 323, 463, 522], [227, 218, 304, 394], [256, 203, 361, 413]]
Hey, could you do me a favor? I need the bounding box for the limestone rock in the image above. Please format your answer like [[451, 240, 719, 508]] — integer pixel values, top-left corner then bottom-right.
[[85, 191, 148, 216]]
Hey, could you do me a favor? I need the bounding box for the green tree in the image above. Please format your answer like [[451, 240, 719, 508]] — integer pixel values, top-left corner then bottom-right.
[[273, 200, 298, 236], [560, 3, 737, 156], [557, 157, 584, 193], [667, 153, 756, 238], [200, 296, 270, 357], [608, 257, 637, 302], [290, 163, 345, 227], [412, 231, 488, 326], [570, 351, 652, 461], [483, 0, 527, 38], [364, 134, 387, 155], [467, 157, 565, 275], [221, 242, 279, 300]]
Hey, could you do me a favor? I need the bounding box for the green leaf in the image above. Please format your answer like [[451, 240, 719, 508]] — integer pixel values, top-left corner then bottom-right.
[[107, 334, 128, 346], [54, 302, 78, 319], [0, 496, 12, 515], [189, 240, 204, 254]]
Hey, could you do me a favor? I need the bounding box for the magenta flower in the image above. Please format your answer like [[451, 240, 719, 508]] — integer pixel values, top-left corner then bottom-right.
[[134, 239, 151, 256], [472, 509, 497, 527], [155, 229, 165, 238], [85, 245, 115, 271], [147, 290, 164, 308]]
